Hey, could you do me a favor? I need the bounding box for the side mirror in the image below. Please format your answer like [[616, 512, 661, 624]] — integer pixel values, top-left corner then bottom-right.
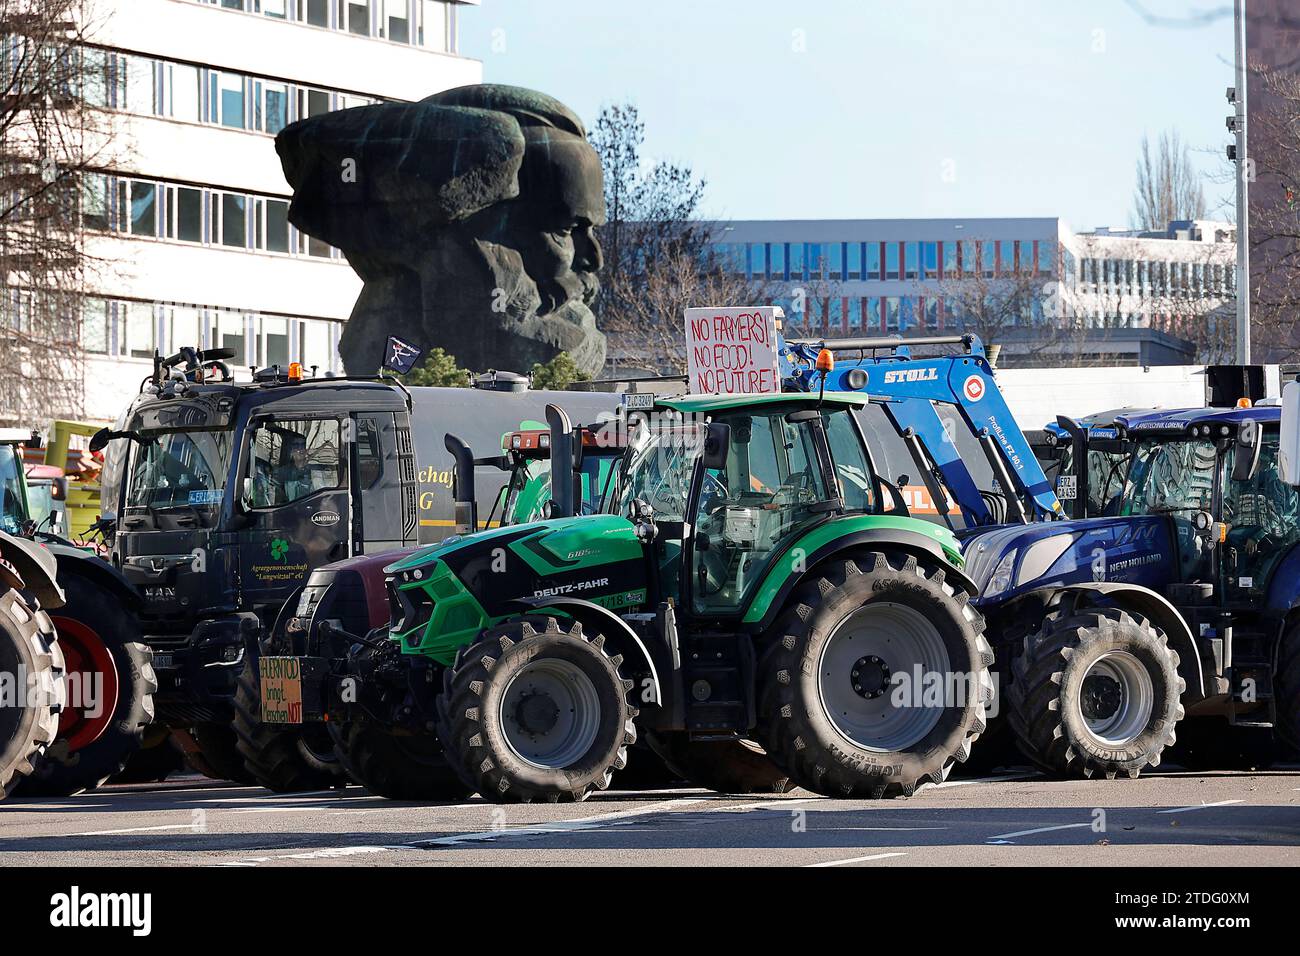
[[1232, 418, 1263, 483], [240, 476, 255, 512], [702, 422, 731, 471], [89, 427, 111, 454], [50, 477, 68, 502], [1282, 380, 1300, 486], [572, 429, 585, 470]]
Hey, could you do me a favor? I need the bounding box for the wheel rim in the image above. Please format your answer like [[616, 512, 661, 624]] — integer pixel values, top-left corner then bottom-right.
[[49, 616, 119, 752], [1077, 651, 1153, 746], [500, 658, 602, 770], [817, 602, 951, 752]]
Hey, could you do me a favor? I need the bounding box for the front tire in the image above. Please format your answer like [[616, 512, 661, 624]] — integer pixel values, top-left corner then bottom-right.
[[758, 553, 993, 798], [1008, 606, 1183, 779], [0, 590, 65, 797], [185, 722, 256, 784], [436, 617, 637, 803], [233, 661, 348, 792], [329, 719, 466, 801], [19, 574, 156, 796]]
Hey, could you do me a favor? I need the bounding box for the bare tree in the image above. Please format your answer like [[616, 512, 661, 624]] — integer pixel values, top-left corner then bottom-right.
[[1132, 130, 1208, 231], [0, 0, 110, 425], [602, 245, 772, 374]]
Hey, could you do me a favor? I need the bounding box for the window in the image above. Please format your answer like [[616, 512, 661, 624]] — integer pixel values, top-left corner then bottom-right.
[[883, 296, 900, 332], [259, 81, 290, 134], [172, 187, 204, 243], [923, 241, 938, 279], [824, 409, 874, 513], [344, 0, 371, 35], [829, 242, 844, 281], [900, 297, 915, 331], [248, 418, 342, 507], [214, 310, 247, 362], [263, 0, 290, 17], [304, 0, 330, 26], [214, 71, 246, 128], [941, 241, 957, 277], [82, 297, 110, 354], [866, 297, 880, 331], [1039, 241, 1055, 277], [82, 173, 110, 231], [259, 316, 291, 367], [419, 0, 448, 49], [383, 0, 411, 41], [169, 306, 202, 353], [980, 240, 995, 278], [865, 242, 881, 280], [997, 240, 1013, 275], [788, 242, 804, 281], [124, 55, 155, 114], [1015, 240, 1034, 274], [904, 241, 918, 280], [167, 63, 201, 122], [302, 319, 335, 371], [847, 297, 862, 328], [960, 240, 977, 278], [770, 242, 786, 279], [300, 87, 331, 118], [222, 193, 248, 247], [263, 199, 290, 253], [81, 48, 110, 108], [129, 181, 158, 236], [846, 241, 861, 280], [748, 243, 767, 279], [924, 298, 939, 329], [125, 302, 156, 359], [885, 243, 899, 280]]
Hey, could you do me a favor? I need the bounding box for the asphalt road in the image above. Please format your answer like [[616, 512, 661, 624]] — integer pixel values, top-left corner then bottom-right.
[[2, 765, 1299, 867]]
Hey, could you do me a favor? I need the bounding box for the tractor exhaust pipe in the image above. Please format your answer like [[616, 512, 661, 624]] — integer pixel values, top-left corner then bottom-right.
[[545, 404, 576, 518], [445, 434, 477, 534]]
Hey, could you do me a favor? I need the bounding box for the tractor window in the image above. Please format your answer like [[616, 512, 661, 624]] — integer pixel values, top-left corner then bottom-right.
[[247, 419, 342, 508], [692, 410, 832, 613], [612, 419, 704, 522], [823, 408, 874, 513], [0, 444, 26, 533], [1222, 433, 1300, 593], [1122, 440, 1216, 516], [125, 429, 232, 520]]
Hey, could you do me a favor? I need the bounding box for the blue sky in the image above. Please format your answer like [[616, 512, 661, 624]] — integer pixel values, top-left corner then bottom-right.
[[461, 0, 1236, 231]]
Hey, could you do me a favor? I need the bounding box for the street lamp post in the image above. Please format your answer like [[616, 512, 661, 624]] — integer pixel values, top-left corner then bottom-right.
[[1233, 0, 1251, 364]]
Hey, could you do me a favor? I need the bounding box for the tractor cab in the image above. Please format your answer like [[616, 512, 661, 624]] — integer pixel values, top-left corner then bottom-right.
[[1042, 409, 1154, 519], [0, 432, 31, 536]]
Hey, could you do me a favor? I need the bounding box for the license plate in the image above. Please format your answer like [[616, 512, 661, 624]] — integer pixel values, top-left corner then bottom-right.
[[621, 391, 655, 409], [152, 652, 175, 670], [259, 656, 304, 724]]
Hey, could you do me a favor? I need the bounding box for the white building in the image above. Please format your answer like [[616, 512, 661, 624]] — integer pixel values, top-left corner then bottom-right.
[[80, 0, 481, 417]]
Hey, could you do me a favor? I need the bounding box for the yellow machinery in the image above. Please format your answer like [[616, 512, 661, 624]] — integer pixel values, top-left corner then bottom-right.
[[40, 420, 103, 540]]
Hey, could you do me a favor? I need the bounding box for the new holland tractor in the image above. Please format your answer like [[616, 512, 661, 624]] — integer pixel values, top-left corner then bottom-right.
[[259, 377, 995, 803]]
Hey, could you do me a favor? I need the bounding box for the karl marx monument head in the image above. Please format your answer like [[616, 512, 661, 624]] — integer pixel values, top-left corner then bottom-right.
[[275, 84, 607, 376]]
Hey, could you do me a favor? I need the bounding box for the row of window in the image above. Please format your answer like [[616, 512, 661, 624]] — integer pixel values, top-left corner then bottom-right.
[[712, 239, 1056, 283], [1076, 257, 1235, 299], [83, 298, 340, 372], [773, 294, 1047, 335], [82, 172, 341, 260], [196, 0, 458, 51], [83, 48, 381, 135]]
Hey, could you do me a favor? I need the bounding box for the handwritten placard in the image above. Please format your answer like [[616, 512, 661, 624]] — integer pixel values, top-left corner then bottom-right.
[[684, 306, 781, 395]]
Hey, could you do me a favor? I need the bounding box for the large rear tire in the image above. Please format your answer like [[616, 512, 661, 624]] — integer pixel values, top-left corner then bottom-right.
[[647, 731, 794, 794], [1276, 623, 1300, 758], [329, 719, 466, 801], [0, 589, 65, 797], [437, 617, 637, 803], [185, 722, 256, 784], [1008, 606, 1182, 779], [758, 553, 993, 798], [18, 574, 155, 796], [233, 657, 348, 792], [110, 723, 184, 784]]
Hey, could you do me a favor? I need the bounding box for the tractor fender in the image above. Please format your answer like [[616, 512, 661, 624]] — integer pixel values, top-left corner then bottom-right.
[[1022, 582, 1206, 703], [748, 527, 979, 634], [0, 530, 64, 609], [512, 595, 662, 706], [48, 544, 142, 611]]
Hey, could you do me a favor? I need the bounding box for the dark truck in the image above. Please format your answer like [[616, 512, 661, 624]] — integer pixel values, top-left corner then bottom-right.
[[98, 349, 617, 784]]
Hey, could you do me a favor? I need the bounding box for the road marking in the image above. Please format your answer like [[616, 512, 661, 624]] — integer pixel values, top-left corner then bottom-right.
[[213, 797, 715, 866], [933, 773, 1036, 789], [807, 852, 907, 867], [987, 823, 1092, 841], [69, 823, 201, 836], [1156, 800, 1245, 814]]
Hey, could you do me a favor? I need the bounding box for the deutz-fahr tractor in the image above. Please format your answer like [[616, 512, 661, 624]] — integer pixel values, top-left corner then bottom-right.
[[0, 430, 155, 796], [263, 387, 994, 802], [96, 347, 616, 789]]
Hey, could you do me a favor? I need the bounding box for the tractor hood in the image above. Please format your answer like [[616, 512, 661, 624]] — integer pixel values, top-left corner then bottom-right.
[[962, 515, 1176, 605]]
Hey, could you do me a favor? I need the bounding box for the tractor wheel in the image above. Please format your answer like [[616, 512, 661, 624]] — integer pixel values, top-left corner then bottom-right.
[[437, 617, 637, 803], [1008, 606, 1182, 779], [233, 661, 348, 792], [0, 589, 65, 797], [1276, 623, 1300, 758], [757, 553, 993, 798], [17, 574, 155, 796], [646, 731, 795, 794], [185, 722, 256, 784], [1168, 717, 1275, 772], [110, 723, 184, 784], [328, 719, 465, 801]]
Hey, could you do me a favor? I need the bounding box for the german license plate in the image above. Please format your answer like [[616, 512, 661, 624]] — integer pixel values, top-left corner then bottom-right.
[[152, 652, 174, 670], [259, 656, 304, 724], [621, 392, 655, 409]]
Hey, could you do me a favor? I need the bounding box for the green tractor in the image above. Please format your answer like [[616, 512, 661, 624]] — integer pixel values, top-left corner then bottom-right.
[[271, 391, 993, 801]]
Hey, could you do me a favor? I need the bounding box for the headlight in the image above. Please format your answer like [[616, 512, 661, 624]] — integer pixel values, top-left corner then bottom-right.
[[984, 550, 1017, 596]]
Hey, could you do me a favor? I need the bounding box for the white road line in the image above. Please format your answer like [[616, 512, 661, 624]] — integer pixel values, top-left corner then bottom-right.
[[987, 822, 1092, 841], [213, 797, 716, 866], [1156, 800, 1245, 814], [932, 774, 1036, 789], [69, 823, 201, 836], [806, 852, 908, 867]]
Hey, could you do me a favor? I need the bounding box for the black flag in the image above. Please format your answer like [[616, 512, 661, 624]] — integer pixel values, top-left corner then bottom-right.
[[383, 335, 423, 375]]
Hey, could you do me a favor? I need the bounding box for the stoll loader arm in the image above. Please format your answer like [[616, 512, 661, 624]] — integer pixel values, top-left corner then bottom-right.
[[778, 333, 1062, 529]]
